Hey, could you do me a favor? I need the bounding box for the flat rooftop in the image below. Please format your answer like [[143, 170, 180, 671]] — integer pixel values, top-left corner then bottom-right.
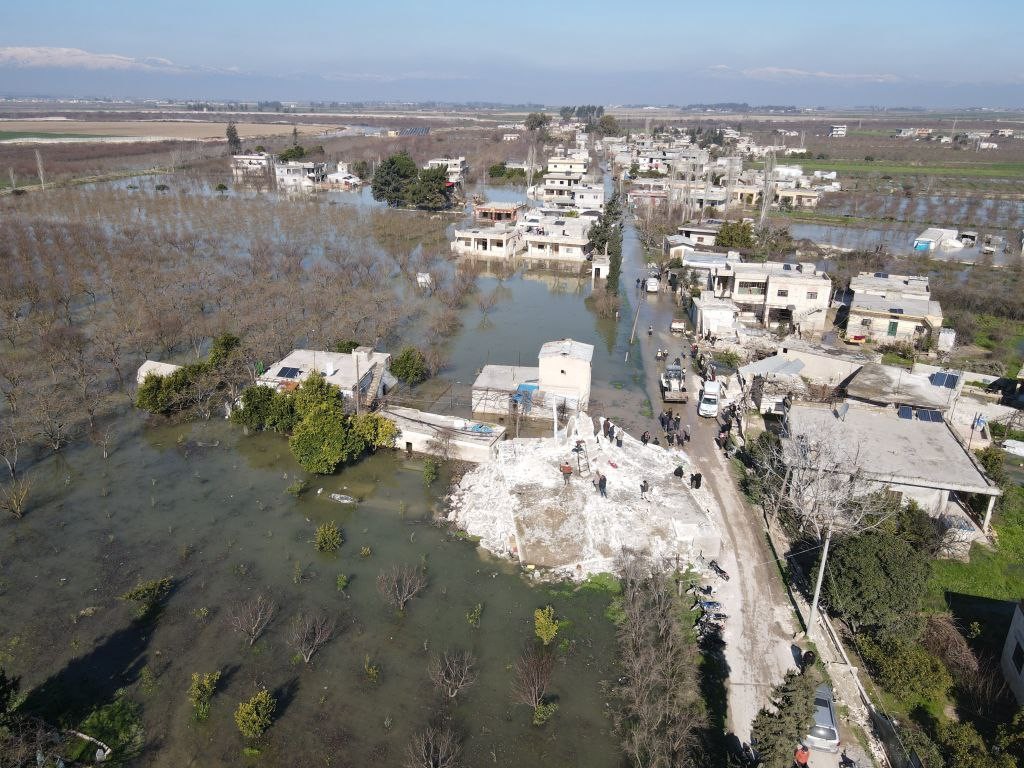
[[472, 365, 539, 392], [849, 292, 942, 318], [850, 272, 930, 296], [786, 402, 998, 496], [845, 363, 962, 410], [383, 406, 505, 445]]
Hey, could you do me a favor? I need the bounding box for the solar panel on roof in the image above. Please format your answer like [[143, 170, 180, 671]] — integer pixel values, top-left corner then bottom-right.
[[943, 374, 958, 389], [897, 405, 913, 420], [929, 410, 945, 422], [889, 308, 904, 315], [278, 366, 301, 379]]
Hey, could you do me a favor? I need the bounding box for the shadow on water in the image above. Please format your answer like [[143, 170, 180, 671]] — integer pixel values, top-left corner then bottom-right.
[[19, 616, 157, 726]]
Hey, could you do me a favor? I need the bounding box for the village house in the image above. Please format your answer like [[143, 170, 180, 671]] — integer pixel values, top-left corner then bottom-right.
[[501, 133, 521, 142], [546, 149, 589, 175], [450, 224, 523, 259], [913, 227, 959, 251], [520, 213, 591, 263], [571, 183, 606, 212], [784, 401, 1002, 535], [257, 347, 396, 405], [710, 262, 832, 334], [275, 160, 328, 189], [231, 151, 274, 179], [845, 292, 944, 346], [383, 406, 506, 463], [473, 200, 527, 224], [536, 171, 585, 207], [676, 223, 720, 247], [828, 124, 847, 137], [689, 295, 741, 338], [326, 160, 362, 188], [425, 156, 468, 185], [844, 362, 963, 412], [472, 339, 594, 418]]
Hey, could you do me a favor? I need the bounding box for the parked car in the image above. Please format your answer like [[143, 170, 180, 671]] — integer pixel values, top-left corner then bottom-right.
[[645, 277, 660, 293], [697, 380, 721, 418], [805, 683, 841, 753]]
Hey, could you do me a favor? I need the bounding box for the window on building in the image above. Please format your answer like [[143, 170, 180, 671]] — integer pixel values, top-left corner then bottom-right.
[[777, 289, 789, 297], [806, 291, 818, 300], [861, 318, 872, 327], [1014, 642, 1024, 674], [888, 320, 899, 337]]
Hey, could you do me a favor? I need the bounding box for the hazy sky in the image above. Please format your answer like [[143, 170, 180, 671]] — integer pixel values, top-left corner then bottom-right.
[[1, 0, 1022, 107]]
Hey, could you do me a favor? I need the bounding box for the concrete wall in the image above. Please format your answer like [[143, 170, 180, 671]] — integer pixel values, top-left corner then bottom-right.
[[848, 311, 928, 343], [398, 427, 499, 464], [778, 346, 864, 385], [539, 356, 591, 410], [1002, 604, 1024, 706]]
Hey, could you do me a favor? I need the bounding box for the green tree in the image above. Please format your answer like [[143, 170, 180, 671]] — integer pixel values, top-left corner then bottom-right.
[[716, 221, 755, 249], [408, 165, 450, 210], [856, 635, 951, 706], [231, 385, 276, 430], [976, 445, 1009, 488], [235, 688, 275, 741], [524, 112, 550, 132], [314, 520, 343, 553], [332, 339, 362, 354], [289, 403, 365, 474], [351, 159, 370, 179], [596, 114, 621, 137], [371, 152, 418, 207], [559, 106, 575, 121], [822, 530, 929, 636], [188, 671, 220, 721], [997, 707, 1024, 765], [226, 121, 241, 154], [422, 456, 440, 487], [937, 720, 1015, 768], [120, 577, 174, 618], [489, 162, 508, 179], [277, 145, 306, 162], [293, 370, 340, 420], [352, 412, 398, 449], [750, 670, 818, 768], [534, 605, 559, 646], [391, 346, 428, 386]]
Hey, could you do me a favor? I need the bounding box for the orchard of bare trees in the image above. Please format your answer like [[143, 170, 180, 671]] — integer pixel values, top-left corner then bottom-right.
[[0, 182, 480, 513]]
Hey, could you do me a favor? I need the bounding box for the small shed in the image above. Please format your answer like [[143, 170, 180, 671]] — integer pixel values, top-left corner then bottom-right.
[[383, 407, 505, 463]]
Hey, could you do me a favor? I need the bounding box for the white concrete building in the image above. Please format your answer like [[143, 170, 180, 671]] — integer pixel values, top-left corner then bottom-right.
[[829, 125, 847, 138], [275, 161, 327, 188], [572, 183, 606, 212], [846, 293, 944, 346], [502, 133, 521, 142], [538, 338, 593, 411], [521, 214, 591, 263], [231, 152, 274, 179], [784, 402, 1002, 534], [471, 339, 594, 417], [425, 156, 468, 184], [536, 171, 585, 207], [546, 152, 589, 175], [257, 347, 396, 403], [676, 223, 719, 247], [849, 271, 931, 299], [913, 228, 959, 251], [710, 262, 832, 334], [689, 295, 740, 338], [1002, 601, 1024, 706], [384, 406, 505, 464], [450, 225, 523, 259]]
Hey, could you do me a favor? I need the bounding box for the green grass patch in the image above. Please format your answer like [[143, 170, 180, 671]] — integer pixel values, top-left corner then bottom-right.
[[926, 486, 1024, 610], [881, 351, 914, 369]]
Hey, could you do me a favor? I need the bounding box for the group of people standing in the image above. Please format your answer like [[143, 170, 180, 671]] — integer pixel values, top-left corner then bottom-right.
[[658, 409, 690, 447]]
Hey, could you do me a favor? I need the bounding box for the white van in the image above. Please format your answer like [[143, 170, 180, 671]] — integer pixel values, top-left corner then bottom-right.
[[697, 381, 721, 418], [645, 277, 660, 293]]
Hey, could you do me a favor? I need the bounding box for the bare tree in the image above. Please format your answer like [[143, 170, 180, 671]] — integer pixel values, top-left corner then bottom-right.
[[228, 594, 277, 646], [376, 564, 428, 613], [428, 649, 476, 700], [0, 473, 33, 519], [612, 550, 705, 766], [288, 612, 336, 664], [404, 724, 461, 768], [510, 644, 555, 710], [771, 417, 895, 639]]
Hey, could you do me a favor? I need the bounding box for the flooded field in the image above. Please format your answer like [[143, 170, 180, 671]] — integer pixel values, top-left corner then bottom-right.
[[0, 170, 654, 764]]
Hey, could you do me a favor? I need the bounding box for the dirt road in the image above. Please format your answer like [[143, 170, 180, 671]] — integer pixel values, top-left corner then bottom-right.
[[626, 278, 799, 741]]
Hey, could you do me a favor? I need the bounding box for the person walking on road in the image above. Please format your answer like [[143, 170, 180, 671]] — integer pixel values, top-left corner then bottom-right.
[[598, 473, 607, 498], [641, 430, 650, 446], [640, 480, 650, 500], [683, 423, 691, 443]]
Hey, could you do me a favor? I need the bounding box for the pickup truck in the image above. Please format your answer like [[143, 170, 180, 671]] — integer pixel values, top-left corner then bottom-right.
[[670, 318, 687, 335], [660, 364, 688, 402]]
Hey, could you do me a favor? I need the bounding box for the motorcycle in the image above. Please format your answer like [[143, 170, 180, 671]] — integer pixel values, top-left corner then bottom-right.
[[694, 599, 722, 612], [709, 560, 730, 581]]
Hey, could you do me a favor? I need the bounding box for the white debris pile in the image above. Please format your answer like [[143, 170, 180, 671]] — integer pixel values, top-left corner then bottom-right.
[[446, 413, 722, 578]]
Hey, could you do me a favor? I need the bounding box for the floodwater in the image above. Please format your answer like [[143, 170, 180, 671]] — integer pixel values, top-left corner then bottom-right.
[[2, 173, 651, 765], [789, 221, 1016, 266]]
